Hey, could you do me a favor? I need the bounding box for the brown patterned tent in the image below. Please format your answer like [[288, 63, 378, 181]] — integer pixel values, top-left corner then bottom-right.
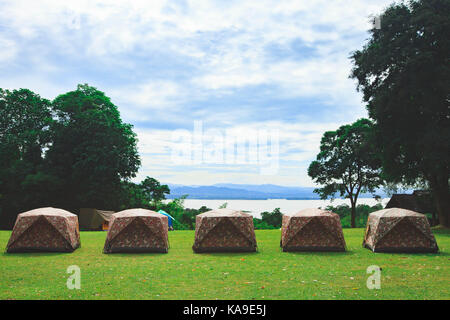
[[103, 208, 169, 253], [193, 209, 257, 253], [6, 207, 80, 253], [363, 208, 438, 253], [281, 208, 346, 252]]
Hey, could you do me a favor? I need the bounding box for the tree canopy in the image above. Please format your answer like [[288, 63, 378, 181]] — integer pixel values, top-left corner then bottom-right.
[[46, 84, 141, 212], [350, 0, 450, 226], [0, 84, 141, 228], [141, 177, 170, 204], [260, 208, 283, 229], [308, 118, 383, 227], [120, 177, 170, 211], [0, 89, 54, 227]]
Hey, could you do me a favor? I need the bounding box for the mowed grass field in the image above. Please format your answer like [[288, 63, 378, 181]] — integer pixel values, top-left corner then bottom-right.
[[0, 228, 449, 300]]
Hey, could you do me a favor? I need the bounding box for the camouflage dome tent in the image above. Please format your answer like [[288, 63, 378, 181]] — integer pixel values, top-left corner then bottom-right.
[[79, 208, 114, 230], [385, 191, 438, 226], [6, 207, 80, 253], [363, 208, 438, 253], [193, 208, 257, 253], [103, 208, 169, 253], [281, 208, 346, 252]]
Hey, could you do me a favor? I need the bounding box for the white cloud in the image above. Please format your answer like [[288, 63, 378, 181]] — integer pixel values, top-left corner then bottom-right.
[[133, 120, 340, 185], [0, 0, 391, 106], [0, 0, 393, 186], [110, 81, 184, 110], [0, 37, 17, 64]]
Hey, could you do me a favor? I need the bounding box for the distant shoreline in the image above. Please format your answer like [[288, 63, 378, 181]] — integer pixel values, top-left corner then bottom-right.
[[174, 198, 390, 218], [166, 196, 383, 200], [165, 184, 390, 200]]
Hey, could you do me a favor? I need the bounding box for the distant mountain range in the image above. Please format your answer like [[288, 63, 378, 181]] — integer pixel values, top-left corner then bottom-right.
[[165, 183, 388, 200]]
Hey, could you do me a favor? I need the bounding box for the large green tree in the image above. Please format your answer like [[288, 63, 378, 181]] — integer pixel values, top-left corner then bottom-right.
[[350, 0, 450, 226], [308, 119, 383, 228], [0, 89, 54, 227], [46, 84, 141, 212]]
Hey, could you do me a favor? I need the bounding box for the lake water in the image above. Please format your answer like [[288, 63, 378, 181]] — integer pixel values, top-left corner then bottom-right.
[[181, 198, 390, 219]]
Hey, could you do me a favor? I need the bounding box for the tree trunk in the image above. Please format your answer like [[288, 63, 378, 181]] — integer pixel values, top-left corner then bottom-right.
[[350, 200, 356, 228], [430, 175, 450, 228], [432, 211, 437, 227], [434, 188, 449, 228]]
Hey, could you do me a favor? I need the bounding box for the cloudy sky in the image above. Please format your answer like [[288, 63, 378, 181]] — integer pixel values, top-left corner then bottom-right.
[[0, 0, 393, 186]]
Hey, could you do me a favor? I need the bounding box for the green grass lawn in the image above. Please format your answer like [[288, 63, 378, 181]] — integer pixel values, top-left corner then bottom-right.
[[0, 228, 449, 300]]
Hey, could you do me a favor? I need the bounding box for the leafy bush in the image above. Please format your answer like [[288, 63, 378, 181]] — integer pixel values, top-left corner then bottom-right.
[[253, 218, 277, 230], [323, 203, 383, 228], [157, 197, 211, 230], [254, 208, 283, 229]]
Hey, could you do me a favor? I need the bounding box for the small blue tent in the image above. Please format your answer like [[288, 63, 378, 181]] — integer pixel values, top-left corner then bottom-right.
[[158, 210, 175, 229]]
